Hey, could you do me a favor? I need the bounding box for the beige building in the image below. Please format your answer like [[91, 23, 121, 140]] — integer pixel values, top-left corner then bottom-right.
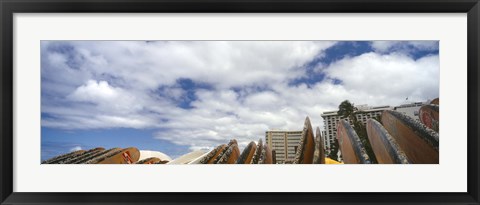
[[265, 130, 303, 164], [321, 105, 393, 154]]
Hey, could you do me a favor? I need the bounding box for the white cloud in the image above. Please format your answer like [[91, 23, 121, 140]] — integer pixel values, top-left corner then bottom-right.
[[67, 80, 143, 113], [370, 41, 438, 54], [42, 41, 335, 90], [70, 146, 82, 152], [69, 80, 122, 102], [324, 52, 439, 105], [41, 41, 439, 151]]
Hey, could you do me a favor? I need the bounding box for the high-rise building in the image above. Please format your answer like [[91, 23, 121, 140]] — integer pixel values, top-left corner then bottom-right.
[[321, 105, 393, 154], [265, 130, 303, 164]]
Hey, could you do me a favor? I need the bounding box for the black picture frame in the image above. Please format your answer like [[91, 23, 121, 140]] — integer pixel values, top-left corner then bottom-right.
[[1, 0, 479, 204]]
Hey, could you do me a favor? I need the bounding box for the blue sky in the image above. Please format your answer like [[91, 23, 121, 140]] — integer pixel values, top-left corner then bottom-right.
[[41, 41, 439, 161]]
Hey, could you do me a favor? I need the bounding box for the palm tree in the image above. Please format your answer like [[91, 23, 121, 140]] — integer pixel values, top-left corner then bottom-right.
[[338, 100, 358, 125]]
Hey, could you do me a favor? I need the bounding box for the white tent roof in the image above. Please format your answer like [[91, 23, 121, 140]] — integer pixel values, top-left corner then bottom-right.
[[167, 150, 208, 164], [139, 150, 172, 161]]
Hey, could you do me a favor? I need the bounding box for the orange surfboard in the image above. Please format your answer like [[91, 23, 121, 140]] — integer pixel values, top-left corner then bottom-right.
[[96, 147, 140, 164], [199, 144, 227, 164], [212, 139, 237, 164], [294, 117, 315, 164], [381, 110, 439, 164], [336, 120, 371, 164], [217, 142, 240, 164], [236, 141, 257, 164], [366, 119, 409, 164]]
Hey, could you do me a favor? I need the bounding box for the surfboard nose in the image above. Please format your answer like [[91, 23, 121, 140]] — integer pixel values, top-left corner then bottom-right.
[[381, 110, 439, 164], [336, 120, 371, 164]]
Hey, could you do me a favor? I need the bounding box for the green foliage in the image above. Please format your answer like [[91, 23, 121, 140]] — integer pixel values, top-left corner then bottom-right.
[[338, 100, 356, 122], [374, 115, 382, 125], [353, 121, 377, 164], [328, 138, 339, 161]]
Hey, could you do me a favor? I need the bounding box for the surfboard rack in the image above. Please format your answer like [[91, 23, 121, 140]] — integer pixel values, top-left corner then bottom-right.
[[43, 109, 439, 164]]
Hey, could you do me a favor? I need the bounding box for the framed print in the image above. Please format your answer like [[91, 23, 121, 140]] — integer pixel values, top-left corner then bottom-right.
[[1, 0, 479, 204]]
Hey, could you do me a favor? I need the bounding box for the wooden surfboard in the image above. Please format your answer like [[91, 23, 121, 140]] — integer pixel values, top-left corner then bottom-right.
[[199, 144, 227, 164], [313, 126, 326, 164], [250, 139, 264, 164], [259, 144, 273, 164], [294, 117, 315, 164], [236, 141, 257, 164], [138, 150, 172, 162], [419, 104, 439, 132], [381, 110, 439, 164], [42, 149, 86, 164], [156, 160, 170, 164], [217, 143, 241, 164], [167, 150, 208, 164], [95, 147, 141, 164], [366, 119, 409, 164], [336, 120, 371, 164], [63, 147, 106, 164], [78, 148, 121, 164], [430, 98, 439, 105], [212, 139, 237, 164], [136, 157, 161, 164]]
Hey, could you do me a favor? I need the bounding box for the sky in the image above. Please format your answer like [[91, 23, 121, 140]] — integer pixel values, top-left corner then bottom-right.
[[41, 41, 439, 161]]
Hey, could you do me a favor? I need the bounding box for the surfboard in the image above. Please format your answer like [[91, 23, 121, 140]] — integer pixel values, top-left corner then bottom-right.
[[236, 141, 257, 164], [95, 147, 141, 164], [366, 119, 409, 164], [430, 98, 439, 105], [199, 144, 227, 164], [136, 157, 161, 164], [42, 149, 86, 164], [217, 143, 240, 164], [336, 120, 371, 164], [167, 150, 208, 164], [62, 147, 106, 164], [212, 139, 237, 164], [77, 148, 121, 164], [381, 110, 439, 164], [294, 117, 315, 164], [313, 126, 326, 164], [419, 104, 439, 132], [138, 150, 172, 162], [259, 144, 273, 164], [250, 139, 264, 164], [156, 160, 170, 164]]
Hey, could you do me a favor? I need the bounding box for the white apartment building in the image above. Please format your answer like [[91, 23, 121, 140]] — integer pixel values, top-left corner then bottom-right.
[[321, 105, 392, 154], [394, 102, 426, 121], [265, 130, 303, 164]]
